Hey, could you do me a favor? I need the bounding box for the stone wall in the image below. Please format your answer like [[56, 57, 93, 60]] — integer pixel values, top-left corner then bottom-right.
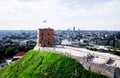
[[62, 52, 120, 78], [75, 56, 115, 78], [42, 48, 120, 78], [70, 55, 120, 78], [114, 67, 120, 78]]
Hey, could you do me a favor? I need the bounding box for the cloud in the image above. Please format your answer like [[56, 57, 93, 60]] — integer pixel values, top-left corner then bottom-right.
[[0, 0, 120, 30], [18, 0, 42, 2], [94, 0, 120, 16]]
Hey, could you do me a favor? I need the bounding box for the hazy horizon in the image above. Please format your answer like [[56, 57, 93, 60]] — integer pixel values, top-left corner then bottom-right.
[[0, 29, 120, 31], [0, 0, 120, 30]]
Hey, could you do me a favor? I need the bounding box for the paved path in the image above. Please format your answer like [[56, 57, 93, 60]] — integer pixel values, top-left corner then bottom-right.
[[34, 45, 120, 68]]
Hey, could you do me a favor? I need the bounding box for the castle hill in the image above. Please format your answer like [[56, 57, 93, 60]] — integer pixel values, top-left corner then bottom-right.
[[0, 0, 120, 78], [0, 27, 120, 78]]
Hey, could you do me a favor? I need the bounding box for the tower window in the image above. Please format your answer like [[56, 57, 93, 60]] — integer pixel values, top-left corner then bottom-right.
[[41, 33, 43, 36], [48, 41, 50, 45]]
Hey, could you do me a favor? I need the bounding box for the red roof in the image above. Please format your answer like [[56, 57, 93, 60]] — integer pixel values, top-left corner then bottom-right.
[[14, 52, 26, 56]]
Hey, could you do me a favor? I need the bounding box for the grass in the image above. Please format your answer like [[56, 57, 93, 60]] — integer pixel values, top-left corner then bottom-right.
[[0, 50, 109, 78]]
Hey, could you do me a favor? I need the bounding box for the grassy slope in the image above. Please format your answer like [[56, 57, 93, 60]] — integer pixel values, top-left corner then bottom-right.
[[0, 50, 109, 78]]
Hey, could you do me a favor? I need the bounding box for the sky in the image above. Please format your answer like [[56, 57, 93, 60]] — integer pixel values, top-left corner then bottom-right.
[[0, 0, 120, 30]]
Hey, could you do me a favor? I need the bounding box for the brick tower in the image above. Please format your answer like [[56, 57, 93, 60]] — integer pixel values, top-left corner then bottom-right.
[[37, 28, 54, 47]]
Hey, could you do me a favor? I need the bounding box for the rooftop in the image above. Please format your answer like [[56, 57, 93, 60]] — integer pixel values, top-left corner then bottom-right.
[[14, 52, 26, 56]]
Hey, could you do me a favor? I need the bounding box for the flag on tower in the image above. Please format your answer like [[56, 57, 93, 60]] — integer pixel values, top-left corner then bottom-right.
[[43, 20, 47, 23]]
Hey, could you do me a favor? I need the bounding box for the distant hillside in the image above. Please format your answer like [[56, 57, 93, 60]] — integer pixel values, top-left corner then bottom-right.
[[0, 50, 109, 78]]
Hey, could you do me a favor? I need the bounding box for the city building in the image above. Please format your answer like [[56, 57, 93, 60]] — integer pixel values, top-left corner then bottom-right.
[[13, 52, 26, 59], [12, 52, 26, 61], [73, 26, 75, 32], [37, 28, 54, 47]]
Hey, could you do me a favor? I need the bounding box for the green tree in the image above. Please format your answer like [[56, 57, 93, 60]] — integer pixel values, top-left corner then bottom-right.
[[5, 47, 16, 58]]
